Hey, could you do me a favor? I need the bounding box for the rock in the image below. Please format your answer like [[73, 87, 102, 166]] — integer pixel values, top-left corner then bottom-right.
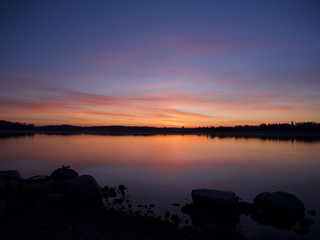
[[20, 183, 54, 199], [182, 202, 240, 229], [252, 191, 305, 229], [307, 210, 316, 216], [237, 201, 252, 215], [0, 199, 6, 221], [191, 189, 239, 209], [50, 166, 78, 181], [42, 193, 67, 205], [0, 170, 20, 181], [101, 186, 117, 199], [26, 175, 50, 184], [0, 177, 19, 200], [294, 227, 309, 234], [7, 179, 19, 193], [170, 214, 182, 225], [118, 184, 127, 192], [300, 218, 314, 228], [218, 211, 240, 226], [66, 175, 102, 204], [49, 180, 66, 193], [0, 181, 5, 199], [184, 188, 243, 230]]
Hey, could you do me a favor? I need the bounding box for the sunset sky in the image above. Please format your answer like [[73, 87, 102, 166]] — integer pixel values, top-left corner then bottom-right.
[[1, 0, 320, 127]]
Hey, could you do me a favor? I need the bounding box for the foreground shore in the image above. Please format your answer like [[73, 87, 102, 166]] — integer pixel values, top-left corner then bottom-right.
[[0, 168, 247, 240], [0, 167, 316, 240]]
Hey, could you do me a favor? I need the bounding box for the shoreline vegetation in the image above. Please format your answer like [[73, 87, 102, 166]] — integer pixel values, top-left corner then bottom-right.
[[0, 167, 316, 240], [1, 120, 320, 141]]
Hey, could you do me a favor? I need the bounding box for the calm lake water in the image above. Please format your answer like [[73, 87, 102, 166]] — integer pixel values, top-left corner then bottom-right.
[[1, 134, 319, 239]]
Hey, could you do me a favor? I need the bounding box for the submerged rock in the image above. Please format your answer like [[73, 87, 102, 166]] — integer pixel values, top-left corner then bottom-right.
[[252, 191, 305, 229], [50, 166, 78, 181], [191, 189, 239, 209]]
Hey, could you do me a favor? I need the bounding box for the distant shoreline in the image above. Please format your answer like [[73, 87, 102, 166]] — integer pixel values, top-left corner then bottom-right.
[[1, 129, 320, 142], [1, 120, 320, 140]]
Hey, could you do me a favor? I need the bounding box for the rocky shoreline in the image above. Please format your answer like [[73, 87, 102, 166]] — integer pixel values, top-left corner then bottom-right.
[[0, 167, 316, 240]]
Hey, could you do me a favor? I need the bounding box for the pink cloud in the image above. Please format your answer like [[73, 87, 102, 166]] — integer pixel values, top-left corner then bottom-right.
[[1, 81, 319, 126]]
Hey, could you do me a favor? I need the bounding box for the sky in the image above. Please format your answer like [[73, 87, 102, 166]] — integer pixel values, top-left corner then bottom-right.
[[0, 0, 320, 127]]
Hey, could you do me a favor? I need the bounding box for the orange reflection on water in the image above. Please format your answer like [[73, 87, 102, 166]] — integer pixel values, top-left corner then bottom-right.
[[1, 134, 319, 179]]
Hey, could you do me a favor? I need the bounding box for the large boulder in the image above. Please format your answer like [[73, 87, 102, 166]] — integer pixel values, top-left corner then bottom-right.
[[50, 166, 78, 181], [66, 175, 102, 204], [19, 183, 54, 199], [252, 191, 305, 229], [192, 189, 239, 209], [183, 189, 241, 233], [0, 170, 20, 181], [42, 192, 67, 206], [26, 175, 50, 184]]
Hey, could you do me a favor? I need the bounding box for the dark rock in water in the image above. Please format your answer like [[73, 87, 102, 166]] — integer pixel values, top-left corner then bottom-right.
[[218, 211, 240, 227], [118, 184, 127, 192], [181, 203, 194, 214], [50, 166, 78, 181], [237, 201, 252, 215], [113, 198, 124, 205], [66, 175, 102, 204], [182, 201, 240, 232], [0, 170, 20, 181], [252, 191, 305, 229], [170, 214, 181, 225], [102, 186, 117, 199], [294, 227, 310, 234], [300, 218, 314, 228], [191, 189, 239, 209], [183, 189, 245, 235], [307, 210, 317, 216]]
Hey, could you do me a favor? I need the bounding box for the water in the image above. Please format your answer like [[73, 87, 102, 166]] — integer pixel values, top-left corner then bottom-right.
[[1, 133, 319, 239]]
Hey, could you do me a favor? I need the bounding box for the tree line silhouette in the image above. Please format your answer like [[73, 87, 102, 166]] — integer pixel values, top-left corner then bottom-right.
[[1, 120, 320, 134]]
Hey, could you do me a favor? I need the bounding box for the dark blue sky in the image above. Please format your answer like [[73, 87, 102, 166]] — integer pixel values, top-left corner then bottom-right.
[[1, 0, 320, 126]]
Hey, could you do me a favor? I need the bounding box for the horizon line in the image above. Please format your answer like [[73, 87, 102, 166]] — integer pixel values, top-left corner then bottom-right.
[[1, 119, 319, 129]]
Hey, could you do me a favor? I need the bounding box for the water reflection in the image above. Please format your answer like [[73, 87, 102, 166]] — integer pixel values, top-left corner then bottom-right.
[[1, 132, 320, 143], [0, 134, 320, 239]]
